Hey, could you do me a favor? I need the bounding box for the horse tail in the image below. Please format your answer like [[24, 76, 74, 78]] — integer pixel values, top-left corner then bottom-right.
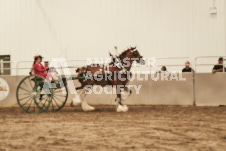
[[75, 68, 80, 73]]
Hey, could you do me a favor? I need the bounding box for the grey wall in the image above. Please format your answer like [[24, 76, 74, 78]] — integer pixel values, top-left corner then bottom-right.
[[1, 73, 226, 107], [195, 73, 226, 106]]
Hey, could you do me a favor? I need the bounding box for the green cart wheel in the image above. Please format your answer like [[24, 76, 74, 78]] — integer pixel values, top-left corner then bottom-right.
[[16, 75, 46, 113], [34, 77, 68, 112]]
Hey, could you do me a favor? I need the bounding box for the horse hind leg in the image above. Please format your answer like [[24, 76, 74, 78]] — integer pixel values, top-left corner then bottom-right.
[[80, 89, 95, 112], [71, 82, 86, 107], [71, 89, 83, 107]]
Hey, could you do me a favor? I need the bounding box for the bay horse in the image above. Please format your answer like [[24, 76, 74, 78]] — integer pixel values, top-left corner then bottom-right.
[[71, 46, 145, 112]]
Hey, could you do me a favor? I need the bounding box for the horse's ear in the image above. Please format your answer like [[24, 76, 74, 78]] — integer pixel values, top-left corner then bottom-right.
[[133, 50, 138, 57], [131, 46, 136, 51]]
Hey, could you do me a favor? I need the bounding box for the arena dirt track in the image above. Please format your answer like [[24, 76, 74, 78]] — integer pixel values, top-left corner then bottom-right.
[[0, 105, 226, 151]]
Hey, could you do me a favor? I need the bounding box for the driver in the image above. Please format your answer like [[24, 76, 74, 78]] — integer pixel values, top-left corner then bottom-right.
[[33, 55, 49, 78]]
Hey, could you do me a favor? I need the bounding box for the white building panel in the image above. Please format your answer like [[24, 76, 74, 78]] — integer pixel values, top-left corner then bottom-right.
[[0, 0, 225, 74]]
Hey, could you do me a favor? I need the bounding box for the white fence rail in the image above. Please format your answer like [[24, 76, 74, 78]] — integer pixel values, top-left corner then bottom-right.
[[0, 56, 226, 75], [195, 56, 226, 73]]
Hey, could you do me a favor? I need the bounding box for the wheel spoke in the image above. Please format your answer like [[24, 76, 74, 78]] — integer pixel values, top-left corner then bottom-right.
[[20, 95, 32, 101], [53, 93, 66, 97], [18, 92, 30, 95], [23, 81, 32, 90], [53, 95, 64, 103], [19, 87, 30, 93], [46, 96, 51, 110], [21, 96, 32, 106], [52, 97, 60, 107], [41, 96, 49, 108], [16, 75, 49, 113], [28, 77, 34, 89], [51, 101, 54, 111], [33, 100, 36, 111], [17, 75, 68, 113], [26, 98, 33, 111], [41, 100, 47, 109]]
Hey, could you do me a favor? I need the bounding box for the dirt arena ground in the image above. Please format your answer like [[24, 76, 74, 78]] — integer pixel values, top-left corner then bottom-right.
[[0, 105, 226, 151]]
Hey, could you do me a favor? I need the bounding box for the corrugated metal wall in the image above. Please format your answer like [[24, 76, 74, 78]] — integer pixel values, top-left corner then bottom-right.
[[0, 0, 225, 74]]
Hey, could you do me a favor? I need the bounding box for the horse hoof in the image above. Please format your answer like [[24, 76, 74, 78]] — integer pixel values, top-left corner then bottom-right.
[[116, 105, 128, 112], [83, 106, 95, 112], [123, 105, 128, 112], [82, 103, 95, 111], [88, 106, 95, 111]]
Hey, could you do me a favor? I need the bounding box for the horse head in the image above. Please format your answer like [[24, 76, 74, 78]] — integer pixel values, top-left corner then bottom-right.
[[130, 46, 145, 65], [118, 46, 145, 66]]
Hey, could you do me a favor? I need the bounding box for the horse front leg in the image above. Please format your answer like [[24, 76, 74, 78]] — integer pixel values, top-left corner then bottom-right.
[[116, 87, 128, 112], [116, 92, 122, 105], [71, 88, 82, 107], [80, 87, 95, 111]]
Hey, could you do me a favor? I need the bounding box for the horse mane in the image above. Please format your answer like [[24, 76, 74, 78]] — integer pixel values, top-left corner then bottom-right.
[[118, 49, 130, 58], [118, 47, 136, 58]]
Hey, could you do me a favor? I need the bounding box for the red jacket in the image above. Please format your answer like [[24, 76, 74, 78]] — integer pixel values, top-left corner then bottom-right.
[[33, 63, 47, 78]]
